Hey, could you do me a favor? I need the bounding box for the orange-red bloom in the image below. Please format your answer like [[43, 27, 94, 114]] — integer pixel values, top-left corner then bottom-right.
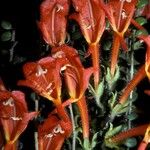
[[18, 56, 68, 106], [138, 124, 150, 150], [52, 45, 93, 139], [100, 0, 137, 76], [70, 0, 105, 89], [70, 0, 105, 45], [138, 35, 150, 80], [0, 87, 38, 150], [38, 0, 70, 47], [38, 105, 72, 150], [52, 45, 93, 102]]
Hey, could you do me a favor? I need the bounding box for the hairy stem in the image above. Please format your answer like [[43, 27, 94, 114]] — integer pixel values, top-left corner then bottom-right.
[[109, 124, 148, 143], [77, 96, 89, 139], [110, 33, 120, 77], [90, 43, 100, 90], [119, 64, 146, 104]]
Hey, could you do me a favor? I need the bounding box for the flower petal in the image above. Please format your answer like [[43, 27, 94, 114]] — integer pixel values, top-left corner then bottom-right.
[[38, 0, 70, 46], [70, 0, 105, 44], [10, 112, 38, 142]]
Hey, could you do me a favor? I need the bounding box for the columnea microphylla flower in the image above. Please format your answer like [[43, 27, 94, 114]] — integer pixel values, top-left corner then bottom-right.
[[0, 83, 38, 150], [18, 56, 68, 106], [38, 0, 70, 47], [52, 45, 93, 139], [70, 0, 105, 88], [52, 44, 94, 102], [138, 35, 150, 80], [100, 0, 137, 76], [38, 105, 72, 150], [138, 124, 150, 150]]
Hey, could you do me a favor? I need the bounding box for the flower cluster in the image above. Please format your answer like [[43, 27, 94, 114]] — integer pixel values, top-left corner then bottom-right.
[[0, 0, 150, 150]]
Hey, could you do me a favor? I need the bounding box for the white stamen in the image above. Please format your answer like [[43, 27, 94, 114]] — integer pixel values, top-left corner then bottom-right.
[[35, 65, 47, 77], [120, 0, 131, 2], [53, 124, 65, 134], [126, 0, 131, 2], [44, 124, 64, 139], [56, 4, 64, 12], [52, 51, 64, 59], [3, 98, 14, 107], [11, 117, 22, 121], [45, 133, 53, 138], [46, 83, 53, 90], [60, 64, 71, 72], [86, 24, 92, 29], [121, 11, 127, 19]]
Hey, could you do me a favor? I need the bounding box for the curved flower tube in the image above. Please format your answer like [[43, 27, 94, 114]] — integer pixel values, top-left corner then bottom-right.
[[119, 65, 146, 104], [100, 0, 137, 76], [107, 124, 148, 144], [0, 87, 38, 150], [70, 0, 105, 89], [38, 105, 72, 150], [38, 0, 70, 47], [138, 35, 150, 80]]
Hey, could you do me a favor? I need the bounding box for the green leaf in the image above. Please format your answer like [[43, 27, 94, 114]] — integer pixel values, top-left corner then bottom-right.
[[137, 0, 148, 8], [103, 40, 111, 51], [133, 41, 143, 50], [108, 92, 117, 110], [127, 113, 138, 121], [124, 138, 137, 148], [106, 66, 120, 90], [105, 123, 123, 139], [135, 17, 147, 26], [135, 29, 149, 36], [95, 79, 104, 106], [1, 20, 12, 30], [83, 138, 90, 150], [1, 31, 12, 41], [91, 132, 99, 148]]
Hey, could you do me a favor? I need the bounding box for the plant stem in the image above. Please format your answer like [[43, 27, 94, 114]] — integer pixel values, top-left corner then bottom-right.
[[68, 104, 76, 150], [34, 99, 39, 150], [126, 37, 134, 150]]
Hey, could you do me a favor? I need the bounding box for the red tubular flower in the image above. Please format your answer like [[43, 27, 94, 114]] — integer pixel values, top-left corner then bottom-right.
[[52, 45, 93, 139], [138, 35, 150, 80], [144, 90, 150, 96], [0, 88, 38, 150], [138, 124, 150, 150], [119, 65, 146, 104], [100, 0, 137, 76], [52, 45, 93, 102], [108, 124, 148, 144], [38, 105, 72, 150], [141, 0, 150, 19], [38, 0, 70, 47], [70, 0, 105, 89], [18, 56, 68, 106]]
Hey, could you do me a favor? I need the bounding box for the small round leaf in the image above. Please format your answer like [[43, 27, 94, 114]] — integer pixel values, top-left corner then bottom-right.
[[124, 138, 137, 148], [1, 31, 12, 41], [1, 21, 12, 30]]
